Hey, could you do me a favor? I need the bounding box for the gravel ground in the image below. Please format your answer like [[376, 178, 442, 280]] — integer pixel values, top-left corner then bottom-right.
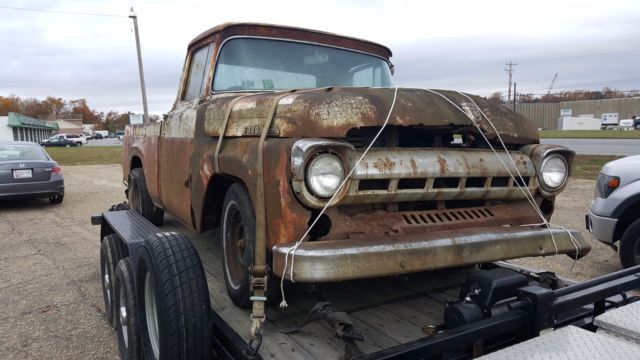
[[0, 166, 622, 359]]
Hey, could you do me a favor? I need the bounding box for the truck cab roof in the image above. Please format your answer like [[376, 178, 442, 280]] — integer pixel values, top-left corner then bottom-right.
[[187, 22, 393, 62]]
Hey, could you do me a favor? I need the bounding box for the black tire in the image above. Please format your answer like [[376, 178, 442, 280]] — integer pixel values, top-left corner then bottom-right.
[[128, 168, 163, 225], [100, 234, 128, 326], [65, 144, 71, 147], [221, 183, 280, 309], [137, 232, 211, 360], [619, 218, 640, 268], [76, 142, 82, 147], [49, 194, 64, 204], [114, 258, 140, 360]]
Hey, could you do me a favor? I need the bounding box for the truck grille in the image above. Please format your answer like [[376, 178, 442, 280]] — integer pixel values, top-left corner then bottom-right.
[[339, 148, 537, 206]]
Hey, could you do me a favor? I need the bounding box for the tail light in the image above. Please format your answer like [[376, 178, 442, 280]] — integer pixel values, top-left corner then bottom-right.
[[52, 166, 62, 175]]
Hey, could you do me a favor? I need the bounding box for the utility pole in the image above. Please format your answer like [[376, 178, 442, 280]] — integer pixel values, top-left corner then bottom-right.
[[129, 7, 149, 123], [505, 60, 517, 102], [513, 82, 517, 111]]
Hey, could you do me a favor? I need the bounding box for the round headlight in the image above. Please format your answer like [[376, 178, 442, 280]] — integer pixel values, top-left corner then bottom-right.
[[540, 155, 568, 190], [306, 153, 345, 198]]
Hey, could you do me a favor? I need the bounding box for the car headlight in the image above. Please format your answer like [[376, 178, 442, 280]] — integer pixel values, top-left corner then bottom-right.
[[596, 173, 620, 199], [539, 155, 568, 191], [306, 153, 345, 198]]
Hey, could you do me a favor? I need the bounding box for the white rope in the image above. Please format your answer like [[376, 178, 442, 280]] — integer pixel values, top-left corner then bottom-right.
[[279, 87, 400, 308], [425, 89, 582, 265], [456, 91, 582, 263]]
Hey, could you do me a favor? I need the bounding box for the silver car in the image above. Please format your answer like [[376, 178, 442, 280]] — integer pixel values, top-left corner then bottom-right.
[[586, 155, 640, 267], [0, 141, 65, 204]]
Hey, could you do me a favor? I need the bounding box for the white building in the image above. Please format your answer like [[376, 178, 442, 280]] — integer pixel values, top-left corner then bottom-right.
[[0, 112, 59, 142]]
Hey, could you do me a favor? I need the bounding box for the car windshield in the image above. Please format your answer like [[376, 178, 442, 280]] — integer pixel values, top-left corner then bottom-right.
[[0, 144, 48, 161], [213, 38, 393, 91]]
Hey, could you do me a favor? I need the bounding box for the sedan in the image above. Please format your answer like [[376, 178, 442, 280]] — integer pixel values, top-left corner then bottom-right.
[[0, 141, 65, 204], [40, 137, 77, 147]]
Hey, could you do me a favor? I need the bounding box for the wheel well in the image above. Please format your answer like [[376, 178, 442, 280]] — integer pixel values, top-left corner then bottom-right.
[[614, 200, 640, 242], [130, 156, 142, 170], [200, 174, 240, 232]]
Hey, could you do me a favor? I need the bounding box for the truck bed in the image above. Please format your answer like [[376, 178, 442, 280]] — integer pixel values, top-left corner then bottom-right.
[[160, 216, 479, 359]]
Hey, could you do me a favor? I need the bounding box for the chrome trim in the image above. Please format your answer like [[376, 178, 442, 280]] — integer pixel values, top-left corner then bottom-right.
[[290, 139, 355, 207], [539, 154, 569, 193], [272, 227, 590, 282]]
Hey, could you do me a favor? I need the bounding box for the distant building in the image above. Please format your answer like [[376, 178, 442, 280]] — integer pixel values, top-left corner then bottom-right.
[[516, 97, 640, 129], [0, 112, 59, 142], [50, 119, 83, 135]]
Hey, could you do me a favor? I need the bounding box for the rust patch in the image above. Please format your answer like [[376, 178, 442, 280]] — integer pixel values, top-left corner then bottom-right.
[[372, 157, 396, 173]]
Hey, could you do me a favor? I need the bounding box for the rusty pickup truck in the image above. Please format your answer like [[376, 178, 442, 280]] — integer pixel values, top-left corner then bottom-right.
[[122, 22, 590, 309]]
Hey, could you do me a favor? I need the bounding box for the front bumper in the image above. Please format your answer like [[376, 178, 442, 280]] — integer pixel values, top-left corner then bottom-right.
[[0, 179, 65, 200], [272, 226, 590, 282], [586, 210, 618, 244]]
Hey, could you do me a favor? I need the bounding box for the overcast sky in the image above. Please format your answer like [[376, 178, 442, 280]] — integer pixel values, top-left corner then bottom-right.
[[1, 0, 639, 114]]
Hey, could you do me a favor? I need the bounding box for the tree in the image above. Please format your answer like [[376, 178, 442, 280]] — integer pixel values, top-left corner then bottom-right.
[[488, 92, 503, 104]]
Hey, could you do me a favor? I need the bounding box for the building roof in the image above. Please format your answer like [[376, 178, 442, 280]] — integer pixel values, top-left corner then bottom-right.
[[7, 112, 58, 130]]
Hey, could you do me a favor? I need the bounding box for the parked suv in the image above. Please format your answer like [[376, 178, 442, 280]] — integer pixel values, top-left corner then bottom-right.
[[587, 155, 640, 267]]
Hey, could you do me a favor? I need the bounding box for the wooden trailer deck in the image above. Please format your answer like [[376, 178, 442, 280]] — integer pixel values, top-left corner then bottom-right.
[[161, 217, 480, 360]]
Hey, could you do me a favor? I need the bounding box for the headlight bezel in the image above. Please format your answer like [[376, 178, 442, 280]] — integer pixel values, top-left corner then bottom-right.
[[305, 152, 346, 199], [538, 154, 569, 193]]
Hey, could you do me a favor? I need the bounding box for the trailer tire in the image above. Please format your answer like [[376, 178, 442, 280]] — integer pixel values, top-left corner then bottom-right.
[[128, 168, 164, 226], [137, 232, 212, 360], [100, 234, 127, 326], [114, 258, 140, 360], [619, 218, 640, 268]]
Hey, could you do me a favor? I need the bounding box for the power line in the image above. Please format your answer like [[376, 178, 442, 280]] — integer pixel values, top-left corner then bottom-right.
[[0, 5, 126, 17]]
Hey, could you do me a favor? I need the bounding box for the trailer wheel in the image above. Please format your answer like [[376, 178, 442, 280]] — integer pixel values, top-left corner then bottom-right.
[[619, 218, 640, 268], [137, 232, 211, 360], [128, 168, 164, 226], [100, 234, 127, 326], [114, 258, 140, 360]]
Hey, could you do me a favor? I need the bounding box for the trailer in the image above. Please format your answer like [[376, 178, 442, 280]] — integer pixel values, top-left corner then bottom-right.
[[92, 207, 640, 359]]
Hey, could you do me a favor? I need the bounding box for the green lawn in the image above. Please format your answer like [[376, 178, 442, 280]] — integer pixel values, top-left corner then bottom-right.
[[539, 130, 640, 139], [44, 146, 122, 165], [572, 155, 622, 180]]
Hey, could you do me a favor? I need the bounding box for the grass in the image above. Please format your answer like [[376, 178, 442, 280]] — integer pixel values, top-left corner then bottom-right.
[[539, 130, 640, 139], [572, 155, 622, 180], [45, 146, 122, 166]]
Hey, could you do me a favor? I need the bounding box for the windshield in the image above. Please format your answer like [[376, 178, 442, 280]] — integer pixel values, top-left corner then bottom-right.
[[0, 144, 48, 161], [213, 38, 392, 91]]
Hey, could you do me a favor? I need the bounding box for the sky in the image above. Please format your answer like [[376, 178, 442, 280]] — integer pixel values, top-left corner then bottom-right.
[[0, 0, 639, 115]]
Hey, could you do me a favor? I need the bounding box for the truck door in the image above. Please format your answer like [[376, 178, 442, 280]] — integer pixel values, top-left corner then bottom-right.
[[158, 43, 214, 226]]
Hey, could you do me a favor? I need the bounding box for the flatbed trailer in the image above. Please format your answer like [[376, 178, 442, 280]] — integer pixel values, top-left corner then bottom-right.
[[93, 208, 640, 359]]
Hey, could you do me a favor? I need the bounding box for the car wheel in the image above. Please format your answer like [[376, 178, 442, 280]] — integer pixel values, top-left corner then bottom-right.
[[101, 234, 128, 326], [137, 233, 211, 360], [49, 194, 63, 204], [65, 144, 71, 147], [76, 142, 82, 147], [114, 258, 140, 360], [128, 168, 163, 225], [619, 218, 640, 268]]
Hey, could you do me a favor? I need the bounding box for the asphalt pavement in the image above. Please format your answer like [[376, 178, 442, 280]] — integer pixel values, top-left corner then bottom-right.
[[540, 138, 640, 156]]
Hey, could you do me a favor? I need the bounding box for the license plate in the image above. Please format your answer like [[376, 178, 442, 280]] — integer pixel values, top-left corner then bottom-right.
[[13, 169, 32, 179]]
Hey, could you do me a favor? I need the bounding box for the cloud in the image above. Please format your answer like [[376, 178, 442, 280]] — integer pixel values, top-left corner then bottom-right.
[[0, 0, 639, 114]]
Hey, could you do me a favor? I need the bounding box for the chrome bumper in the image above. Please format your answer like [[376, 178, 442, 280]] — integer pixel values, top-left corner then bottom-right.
[[272, 226, 590, 282]]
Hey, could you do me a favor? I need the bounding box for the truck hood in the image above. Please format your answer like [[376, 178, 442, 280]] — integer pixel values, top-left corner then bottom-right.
[[202, 87, 539, 144]]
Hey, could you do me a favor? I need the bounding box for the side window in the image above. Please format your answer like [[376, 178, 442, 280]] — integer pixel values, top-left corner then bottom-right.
[[184, 44, 214, 101]]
